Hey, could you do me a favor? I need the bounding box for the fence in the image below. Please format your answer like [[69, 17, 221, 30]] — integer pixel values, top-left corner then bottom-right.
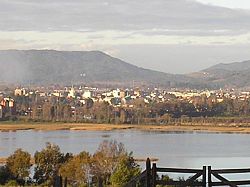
[[126, 158, 250, 187], [208, 166, 250, 187]]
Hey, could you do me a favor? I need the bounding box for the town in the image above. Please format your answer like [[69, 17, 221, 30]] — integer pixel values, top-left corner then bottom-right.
[[1, 85, 250, 124]]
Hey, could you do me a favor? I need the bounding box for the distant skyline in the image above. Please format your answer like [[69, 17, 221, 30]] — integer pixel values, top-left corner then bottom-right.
[[1, 0, 250, 74]]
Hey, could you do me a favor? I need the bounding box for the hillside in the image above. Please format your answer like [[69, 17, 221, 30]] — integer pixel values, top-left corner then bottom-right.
[[0, 50, 197, 87], [188, 60, 250, 88]]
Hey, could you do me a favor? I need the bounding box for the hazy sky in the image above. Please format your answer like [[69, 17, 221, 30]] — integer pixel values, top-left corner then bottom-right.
[[1, 0, 250, 74]]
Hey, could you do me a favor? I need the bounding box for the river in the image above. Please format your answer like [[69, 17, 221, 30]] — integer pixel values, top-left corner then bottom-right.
[[1, 130, 250, 180]]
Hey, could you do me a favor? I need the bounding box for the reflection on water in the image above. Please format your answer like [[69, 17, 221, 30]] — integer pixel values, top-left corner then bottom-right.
[[1, 130, 250, 171]]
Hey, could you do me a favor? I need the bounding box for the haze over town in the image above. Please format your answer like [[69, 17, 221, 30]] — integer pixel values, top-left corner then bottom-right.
[[1, 0, 250, 73]]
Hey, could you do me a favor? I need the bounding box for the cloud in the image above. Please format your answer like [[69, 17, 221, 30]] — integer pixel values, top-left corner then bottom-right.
[[1, 30, 250, 50], [1, 0, 250, 35], [196, 0, 250, 10], [1, 0, 250, 48], [1, 0, 250, 73]]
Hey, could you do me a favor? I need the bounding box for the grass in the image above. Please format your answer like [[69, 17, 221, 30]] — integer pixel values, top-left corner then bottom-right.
[[0, 122, 250, 133]]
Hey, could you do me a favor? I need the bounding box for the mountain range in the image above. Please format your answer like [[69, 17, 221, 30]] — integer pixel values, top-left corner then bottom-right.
[[0, 49, 249, 89]]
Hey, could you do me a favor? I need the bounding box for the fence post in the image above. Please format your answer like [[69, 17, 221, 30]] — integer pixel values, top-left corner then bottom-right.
[[202, 166, 206, 187], [152, 163, 157, 187], [64, 177, 67, 187], [60, 176, 63, 187], [53, 176, 62, 187], [146, 158, 151, 187], [208, 166, 212, 187]]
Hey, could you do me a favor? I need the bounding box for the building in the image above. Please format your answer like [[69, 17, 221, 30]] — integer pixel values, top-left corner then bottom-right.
[[0, 97, 16, 116], [14, 88, 27, 96], [68, 87, 76, 98], [0, 105, 3, 119], [82, 90, 92, 98], [112, 89, 121, 98]]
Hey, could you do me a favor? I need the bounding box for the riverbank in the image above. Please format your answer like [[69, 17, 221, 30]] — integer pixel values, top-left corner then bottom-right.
[[0, 157, 158, 164], [1, 122, 250, 133]]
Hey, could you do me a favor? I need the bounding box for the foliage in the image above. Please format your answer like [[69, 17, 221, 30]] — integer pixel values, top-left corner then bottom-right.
[[11, 91, 250, 125], [6, 148, 31, 183], [156, 174, 174, 187], [92, 140, 127, 185], [5, 179, 19, 186], [33, 142, 69, 185], [59, 151, 92, 186], [110, 155, 141, 186], [0, 140, 141, 186], [0, 166, 11, 185]]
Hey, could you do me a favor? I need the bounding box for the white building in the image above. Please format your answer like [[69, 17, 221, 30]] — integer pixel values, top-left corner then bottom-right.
[[82, 90, 92, 98], [68, 87, 76, 98], [112, 89, 121, 98], [14, 88, 27, 96], [0, 105, 3, 119]]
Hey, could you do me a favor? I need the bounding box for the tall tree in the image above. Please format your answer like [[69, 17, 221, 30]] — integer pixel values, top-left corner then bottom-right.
[[110, 155, 141, 186], [59, 151, 92, 186], [6, 149, 31, 184], [34, 143, 66, 185], [92, 140, 127, 185]]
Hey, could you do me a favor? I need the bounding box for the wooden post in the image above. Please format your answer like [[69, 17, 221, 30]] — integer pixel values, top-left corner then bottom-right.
[[64, 177, 67, 187], [60, 176, 63, 187], [146, 158, 151, 187], [202, 166, 206, 187], [152, 163, 157, 187], [98, 177, 103, 187], [208, 166, 212, 187], [53, 176, 62, 187]]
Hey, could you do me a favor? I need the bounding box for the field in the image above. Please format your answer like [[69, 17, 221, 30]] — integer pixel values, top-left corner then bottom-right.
[[1, 122, 250, 133]]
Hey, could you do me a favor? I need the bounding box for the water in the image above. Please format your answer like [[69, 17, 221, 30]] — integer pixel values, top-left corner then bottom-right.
[[1, 130, 250, 181]]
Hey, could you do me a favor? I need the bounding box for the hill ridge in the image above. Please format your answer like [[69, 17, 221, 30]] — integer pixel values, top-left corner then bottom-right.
[[0, 49, 194, 87]]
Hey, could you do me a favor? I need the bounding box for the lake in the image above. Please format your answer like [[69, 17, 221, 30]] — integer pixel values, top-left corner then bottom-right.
[[1, 130, 250, 180]]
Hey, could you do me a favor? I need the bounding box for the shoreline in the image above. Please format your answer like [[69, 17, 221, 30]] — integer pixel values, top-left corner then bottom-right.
[[0, 157, 158, 165], [1, 122, 250, 133]]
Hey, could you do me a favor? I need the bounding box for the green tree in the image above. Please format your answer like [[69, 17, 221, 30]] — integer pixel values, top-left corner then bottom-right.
[[110, 155, 141, 186], [59, 151, 92, 186], [5, 180, 19, 186], [6, 149, 31, 183], [0, 166, 11, 185], [34, 143, 67, 185]]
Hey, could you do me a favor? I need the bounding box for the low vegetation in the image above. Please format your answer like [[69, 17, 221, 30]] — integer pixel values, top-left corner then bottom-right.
[[0, 140, 141, 186]]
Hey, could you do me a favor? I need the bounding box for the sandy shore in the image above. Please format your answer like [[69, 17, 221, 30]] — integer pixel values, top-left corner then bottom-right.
[[1, 122, 250, 133]]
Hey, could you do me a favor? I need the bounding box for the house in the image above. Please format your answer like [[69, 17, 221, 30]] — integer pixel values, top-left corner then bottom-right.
[[14, 88, 27, 96], [112, 89, 120, 98], [68, 87, 76, 98], [0, 98, 16, 116], [0, 105, 3, 119], [82, 90, 92, 99]]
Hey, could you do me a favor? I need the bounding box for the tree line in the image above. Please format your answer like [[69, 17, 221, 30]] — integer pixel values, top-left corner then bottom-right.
[[9, 94, 250, 124], [0, 140, 140, 187]]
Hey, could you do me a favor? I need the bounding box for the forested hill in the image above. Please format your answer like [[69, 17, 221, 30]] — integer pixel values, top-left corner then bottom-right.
[[0, 50, 195, 87]]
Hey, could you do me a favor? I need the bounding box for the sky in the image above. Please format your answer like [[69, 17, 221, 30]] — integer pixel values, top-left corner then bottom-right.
[[1, 0, 250, 74]]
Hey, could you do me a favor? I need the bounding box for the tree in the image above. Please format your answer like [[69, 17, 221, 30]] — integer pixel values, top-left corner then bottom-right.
[[42, 102, 52, 121], [91, 102, 110, 123], [6, 149, 31, 184], [34, 143, 67, 185], [59, 151, 92, 186], [0, 166, 11, 185], [92, 140, 127, 185], [110, 155, 141, 186], [62, 104, 72, 121]]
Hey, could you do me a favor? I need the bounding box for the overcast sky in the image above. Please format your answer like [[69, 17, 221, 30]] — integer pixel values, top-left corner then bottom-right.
[[1, 0, 250, 74]]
